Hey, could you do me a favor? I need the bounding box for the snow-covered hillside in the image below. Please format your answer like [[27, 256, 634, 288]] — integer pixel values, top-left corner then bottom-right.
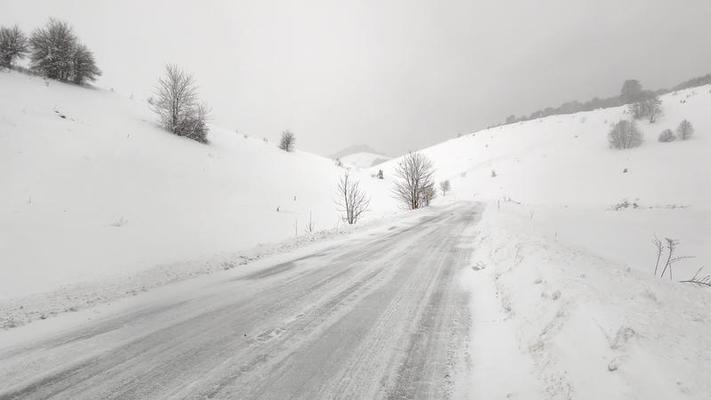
[[0, 71, 396, 300], [375, 86, 711, 399], [377, 85, 711, 276]]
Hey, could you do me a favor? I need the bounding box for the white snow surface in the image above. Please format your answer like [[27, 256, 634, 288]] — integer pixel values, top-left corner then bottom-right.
[[0, 71, 397, 300], [374, 85, 710, 399]]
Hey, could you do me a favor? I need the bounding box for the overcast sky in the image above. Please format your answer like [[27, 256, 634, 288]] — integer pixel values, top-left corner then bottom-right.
[[3, 0, 711, 156]]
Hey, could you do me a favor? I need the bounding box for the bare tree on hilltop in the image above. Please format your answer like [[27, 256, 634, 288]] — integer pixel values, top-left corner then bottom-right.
[[393, 152, 435, 210]]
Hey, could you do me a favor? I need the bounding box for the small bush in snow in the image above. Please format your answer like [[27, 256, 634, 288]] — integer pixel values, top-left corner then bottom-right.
[[676, 119, 694, 140], [611, 199, 639, 211], [29, 19, 101, 84], [439, 180, 451, 196], [421, 184, 436, 206], [279, 130, 295, 152], [658, 129, 676, 143], [629, 95, 662, 123], [0, 25, 28, 68], [152, 64, 209, 143], [608, 120, 642, 149]]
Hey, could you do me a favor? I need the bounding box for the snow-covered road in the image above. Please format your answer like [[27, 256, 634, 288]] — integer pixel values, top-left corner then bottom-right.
[[0, 203, 481, 400]]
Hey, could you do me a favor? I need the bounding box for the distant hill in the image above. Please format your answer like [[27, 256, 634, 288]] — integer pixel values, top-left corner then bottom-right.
[[331, 144, 386, 160], [331, 145, 390, 168]]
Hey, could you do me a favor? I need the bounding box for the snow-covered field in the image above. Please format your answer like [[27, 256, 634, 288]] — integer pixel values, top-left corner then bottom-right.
[[0, 70, 397, 302]]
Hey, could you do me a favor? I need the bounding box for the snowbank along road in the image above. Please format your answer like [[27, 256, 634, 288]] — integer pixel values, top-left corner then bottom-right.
[[0, 203, 481, 400]]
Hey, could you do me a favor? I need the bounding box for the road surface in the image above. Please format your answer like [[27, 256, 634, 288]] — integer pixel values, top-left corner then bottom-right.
[[0, 204, 481, 400]]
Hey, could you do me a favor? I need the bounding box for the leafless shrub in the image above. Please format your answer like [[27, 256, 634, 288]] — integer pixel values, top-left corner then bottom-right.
[[279, 130, 295, 152], [608, 119, 642, 149], [657, 129, 676, 143], [305, 211, 315, 234], [336, 171, 370, 224], [611, 199, 640, 211], [392, 152, 435, 210], [152, 64, 209, 143]]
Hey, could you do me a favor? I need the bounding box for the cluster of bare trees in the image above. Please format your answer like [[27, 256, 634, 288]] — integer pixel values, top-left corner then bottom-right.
[[0, 19, 101, 84], [629, 95, 662, 123], [333, 151, 444, 225], [151, 65, 210, 143]]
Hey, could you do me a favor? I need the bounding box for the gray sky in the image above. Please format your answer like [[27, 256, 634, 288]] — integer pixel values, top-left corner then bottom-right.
[[3, 0, 711, 156]]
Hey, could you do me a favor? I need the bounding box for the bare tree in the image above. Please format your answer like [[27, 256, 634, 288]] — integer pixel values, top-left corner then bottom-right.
[[676, 119, 694, 140], [152, 64, 209, 143], [336, 171, 370, 224], [71, 43, 101, 84], [439, 180, 451, 196], [393, 152, 435, 210], [608, 119, 643, 149], [279, 130, 295, 152], [620, 79, 644, 104], [0, 25, 28, 68]]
